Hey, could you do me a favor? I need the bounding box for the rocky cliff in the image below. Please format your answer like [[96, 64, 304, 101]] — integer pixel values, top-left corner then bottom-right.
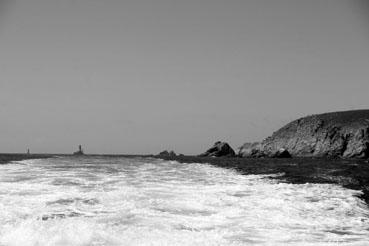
[[239, 110, 369, 158]]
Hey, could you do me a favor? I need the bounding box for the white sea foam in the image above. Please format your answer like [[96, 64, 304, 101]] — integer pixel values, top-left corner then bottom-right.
[[0, 157, 368, 246]]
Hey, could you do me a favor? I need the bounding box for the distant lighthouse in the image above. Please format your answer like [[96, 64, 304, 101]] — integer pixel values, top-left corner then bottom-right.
[[73, 145, 85, 155]]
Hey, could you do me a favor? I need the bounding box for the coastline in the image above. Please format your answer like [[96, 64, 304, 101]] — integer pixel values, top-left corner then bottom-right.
[[156, 155, 369, 205], [0, 153, 54, 164]]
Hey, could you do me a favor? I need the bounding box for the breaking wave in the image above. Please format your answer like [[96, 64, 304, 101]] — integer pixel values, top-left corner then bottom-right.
[[0, 157, 368, 245]]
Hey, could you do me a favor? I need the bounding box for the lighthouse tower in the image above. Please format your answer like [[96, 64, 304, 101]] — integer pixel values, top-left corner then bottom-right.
[[73, 145, 85, 155]]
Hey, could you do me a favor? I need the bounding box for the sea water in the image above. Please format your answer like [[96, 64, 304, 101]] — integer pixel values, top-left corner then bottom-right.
[[0, 157, 368, 246]]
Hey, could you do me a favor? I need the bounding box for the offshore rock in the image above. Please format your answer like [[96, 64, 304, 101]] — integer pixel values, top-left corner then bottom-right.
[[200, 141, 236, 157], [158, 150, 177, 158], [240, 110, 369, 158]]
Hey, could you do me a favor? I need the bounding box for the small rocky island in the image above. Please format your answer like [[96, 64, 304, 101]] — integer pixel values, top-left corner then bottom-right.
[[157, 150, 177, 158], [199, 141, 236, 157]]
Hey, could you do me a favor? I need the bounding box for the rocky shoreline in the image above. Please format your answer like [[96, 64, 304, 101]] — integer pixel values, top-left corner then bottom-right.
[[157, 155, 369, 205], [157, 111, 369, 206], [156, 110, 369, 205]]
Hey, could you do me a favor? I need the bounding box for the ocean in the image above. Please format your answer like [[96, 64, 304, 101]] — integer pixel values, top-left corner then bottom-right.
[[0, 156, 368, 246]]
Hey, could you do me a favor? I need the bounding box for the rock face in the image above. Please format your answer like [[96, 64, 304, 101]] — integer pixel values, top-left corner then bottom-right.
[[239, 143, 291, 158], [238, 142, 263, 157], [239, 110, 369, 158], [200, 141, 236, 157], [271, 148, 291, 158]]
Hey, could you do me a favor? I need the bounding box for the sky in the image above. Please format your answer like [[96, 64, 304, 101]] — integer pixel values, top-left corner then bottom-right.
[[0, 0, 368, 154]]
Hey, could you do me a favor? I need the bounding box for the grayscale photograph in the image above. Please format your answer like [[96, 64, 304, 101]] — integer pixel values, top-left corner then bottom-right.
[[0, 0, 369, 245]]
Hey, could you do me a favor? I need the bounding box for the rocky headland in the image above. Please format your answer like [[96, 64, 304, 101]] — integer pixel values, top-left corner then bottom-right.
[[157, 110, 369, 205], [239, 110, 369, 159]]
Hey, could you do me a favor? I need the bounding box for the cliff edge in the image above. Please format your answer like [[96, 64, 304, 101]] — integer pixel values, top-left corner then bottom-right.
[[240, 110, 369, 158]]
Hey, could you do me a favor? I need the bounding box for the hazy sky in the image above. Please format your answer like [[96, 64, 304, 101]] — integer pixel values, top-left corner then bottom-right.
[[0, 0, 368, 154]]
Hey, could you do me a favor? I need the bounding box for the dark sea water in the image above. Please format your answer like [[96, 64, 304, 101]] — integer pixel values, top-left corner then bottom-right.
[[0, 157, 368, 246]]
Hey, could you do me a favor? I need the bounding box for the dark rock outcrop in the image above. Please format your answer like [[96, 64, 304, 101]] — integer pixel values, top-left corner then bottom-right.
[[200, 141, 236, 157], [158, 150, 177, 157], [239, 110, 369, 158]]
